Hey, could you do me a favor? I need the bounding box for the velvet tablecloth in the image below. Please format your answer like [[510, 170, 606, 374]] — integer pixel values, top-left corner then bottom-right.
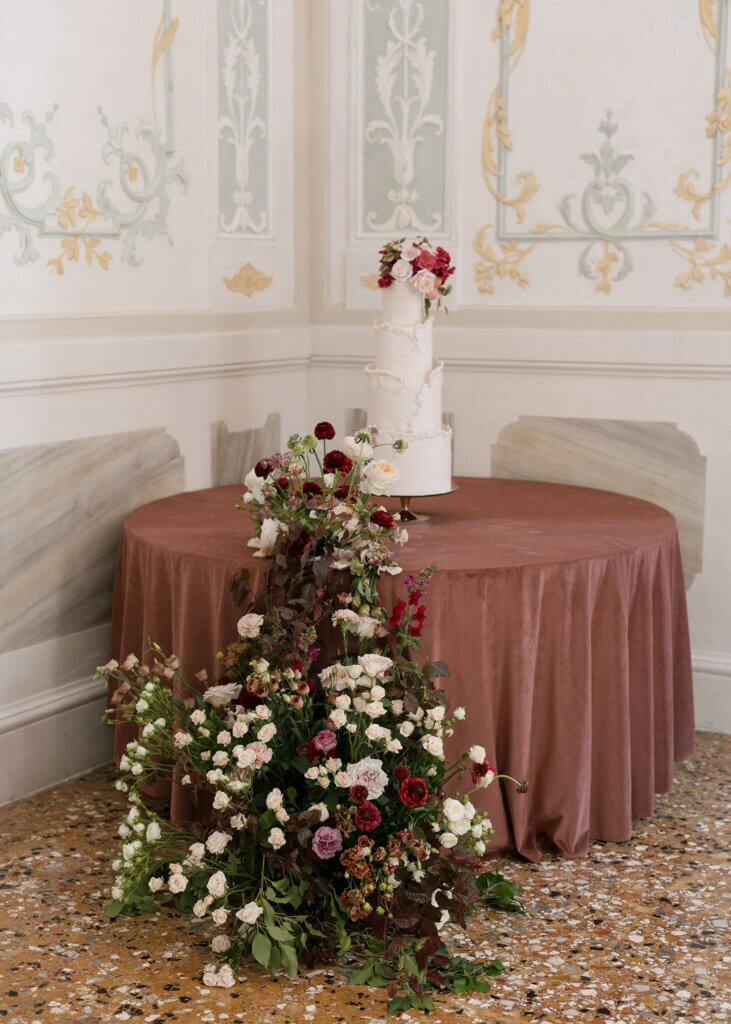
[[109, 477, 694, 861]]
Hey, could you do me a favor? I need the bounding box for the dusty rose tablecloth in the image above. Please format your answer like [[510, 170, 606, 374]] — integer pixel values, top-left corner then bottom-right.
[[109, 477, 694, 861]]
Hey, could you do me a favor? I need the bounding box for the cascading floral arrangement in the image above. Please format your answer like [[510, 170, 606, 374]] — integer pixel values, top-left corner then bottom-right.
[[377, 236, 455, 315], [98, 422, 523, 1015]]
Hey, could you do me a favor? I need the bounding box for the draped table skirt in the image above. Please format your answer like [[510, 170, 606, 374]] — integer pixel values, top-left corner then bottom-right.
[[109, 477, 694, 861]]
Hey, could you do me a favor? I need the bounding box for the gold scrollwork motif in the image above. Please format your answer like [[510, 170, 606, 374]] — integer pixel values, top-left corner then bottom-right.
[[473, 225, 534, 294], [671, 237, 731, 296], [492, 0, 530, 69], [481, 88, 538, 226], [360, 273, 380, 290], [47, 189, 112, 275], [699, 0, 727, 53], [223, 262, 273, 297]]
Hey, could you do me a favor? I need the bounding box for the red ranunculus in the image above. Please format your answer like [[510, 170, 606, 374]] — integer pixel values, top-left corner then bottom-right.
[[323, 450, 353, 474], [393, 765, 410, 783], [399, 776, 428, 808], [303, 481, 323, 496], [354, 801, 381, 832], [370, 509, 394, 529], [334, 485, 350, 499], [314, 421, 336, 440], [275, 475, 289, 489], [254, 458, 273, 478], [416, 249, 436, 270], [350, 784, 368, 805], [471, 760, 495, 784], [378, 276, 393, 288]]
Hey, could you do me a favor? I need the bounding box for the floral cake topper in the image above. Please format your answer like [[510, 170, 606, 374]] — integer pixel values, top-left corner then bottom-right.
[[377, 236, 455, 315]]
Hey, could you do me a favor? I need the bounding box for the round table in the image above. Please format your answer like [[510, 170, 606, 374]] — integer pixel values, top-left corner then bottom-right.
[[109, 477, 694, 861]]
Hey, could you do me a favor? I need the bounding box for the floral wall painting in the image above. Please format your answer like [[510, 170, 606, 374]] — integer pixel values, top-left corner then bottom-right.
[[474, 0, 730, 298], [217, 0, 271, 237], [359, 0, 450, 236], [0, 1, 185, 277]]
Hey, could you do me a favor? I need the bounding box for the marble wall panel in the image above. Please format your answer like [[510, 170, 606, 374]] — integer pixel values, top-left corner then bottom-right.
[[0, 429, 184, 654], [491, 417, 706, 577], [211, 413, 280, 487]]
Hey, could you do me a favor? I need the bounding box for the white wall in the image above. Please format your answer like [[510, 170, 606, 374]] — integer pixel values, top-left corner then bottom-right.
[[0, 1, 728, 804]]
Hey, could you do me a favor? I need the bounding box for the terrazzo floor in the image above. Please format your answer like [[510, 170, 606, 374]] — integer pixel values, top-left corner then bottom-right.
[[0, 732, 728, 1024]]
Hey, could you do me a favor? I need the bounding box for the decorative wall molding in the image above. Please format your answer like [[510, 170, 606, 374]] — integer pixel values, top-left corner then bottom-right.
[[217, 0, 271, 237], [474, 0, 730, 297], [693, 647, 731, 678], [223, 261, 273, 296], [0, 673, 101, 737], [0, 0, 184, 274]]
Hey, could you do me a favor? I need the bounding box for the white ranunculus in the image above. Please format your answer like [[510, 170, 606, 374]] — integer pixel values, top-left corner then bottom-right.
[[243, 467, 265, 503], [329, 708, 347, 729], [265, 788, 283, 811], [206, 830, 231, 855], [440, 832, 458, 849], [342, 435, 375, 461], [237, 612, 264, 638], [390, 258, 414, 282], [203, 683, 242, 709], [468, 744, 486, 764], [236, 901, 263, 925], [207, 870, 227, 898], [346, 757, 388, 799], [257, 723, 277, 743], [358, 653, 393, 678], [422, 734, 444, 759], [168, 872, 188, 893], [362, 459, 399, 494], [145, 821, 161, 843], [268, 827, 286, 849], [442, 798, 466, 824]]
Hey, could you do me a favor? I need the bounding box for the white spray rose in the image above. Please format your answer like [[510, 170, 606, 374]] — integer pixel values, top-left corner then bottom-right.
[[206, 871, 228, 898]]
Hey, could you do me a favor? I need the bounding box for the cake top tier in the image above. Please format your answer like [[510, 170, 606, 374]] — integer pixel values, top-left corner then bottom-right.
[[376, 236, 455, 318]]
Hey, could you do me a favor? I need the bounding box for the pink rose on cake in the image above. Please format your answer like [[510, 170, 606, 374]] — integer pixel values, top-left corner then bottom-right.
[[412, 269, 437, 294]]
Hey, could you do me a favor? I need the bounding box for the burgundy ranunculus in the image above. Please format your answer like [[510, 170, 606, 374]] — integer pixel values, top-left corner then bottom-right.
[[334, 485, 350, 499], [399, 776, 428, 808], [314, 421, 336, 440], [323, 450, 353, 474], [303, 481, 322, 496], [312, 729, 337, 753], [370, 509, 394, 529], [378, 276, 393, 288], [312, 826, 343, 860], [354, 801, 381, 832], [471, 760, 496, 785], [350, 784, 368, 805], [392, 765, 410, 783], [255, 458, 273, 478], [274, 475, 289, 490]]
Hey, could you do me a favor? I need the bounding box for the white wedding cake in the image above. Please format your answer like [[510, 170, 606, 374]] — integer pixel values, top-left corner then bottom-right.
[[366, 238, 454, 496]]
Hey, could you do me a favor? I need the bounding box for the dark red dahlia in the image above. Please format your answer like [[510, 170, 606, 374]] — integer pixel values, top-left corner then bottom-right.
[[303, 481, 323, 497], [354, 801, 381, 832], [392, 765, 410, 783], [314, 421, 336, 440], [399, 776, 428, 808], [323, 450, 353, 474], [349, 784, 369, 805], [254, 458, 273, 478], [370, 509, 394, 529]]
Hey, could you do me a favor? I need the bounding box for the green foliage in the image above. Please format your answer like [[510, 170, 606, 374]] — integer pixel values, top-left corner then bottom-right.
[[476, 870, 525, 913]]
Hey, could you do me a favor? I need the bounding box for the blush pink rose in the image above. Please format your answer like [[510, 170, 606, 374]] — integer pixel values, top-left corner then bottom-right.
[[412, 269, 437, 294]]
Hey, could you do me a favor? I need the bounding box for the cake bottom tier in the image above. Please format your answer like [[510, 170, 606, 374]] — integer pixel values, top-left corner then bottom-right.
[[374, 425, 452, 497]]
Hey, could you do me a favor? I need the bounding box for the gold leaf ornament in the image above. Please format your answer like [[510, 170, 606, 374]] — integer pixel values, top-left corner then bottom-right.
[[151, 14, 179, 124], [481, 88, 538, 224], [360, 273, 380, 290], [473, 225, 534, 294], [670, 237, 731, 296], [223, 262, 273, 298], [492, 0, 530, 69]]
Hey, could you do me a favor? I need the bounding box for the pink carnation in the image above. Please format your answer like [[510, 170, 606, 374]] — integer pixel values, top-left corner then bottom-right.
[[312, 729, 337, 753], [311, 826, 343, 860]]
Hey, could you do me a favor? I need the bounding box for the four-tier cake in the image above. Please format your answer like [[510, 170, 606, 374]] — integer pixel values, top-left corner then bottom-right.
[[366, 238, 455, 496]]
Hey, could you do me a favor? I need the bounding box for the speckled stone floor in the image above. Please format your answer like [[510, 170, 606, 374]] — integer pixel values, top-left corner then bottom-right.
[[0, 732, 728, 1024]]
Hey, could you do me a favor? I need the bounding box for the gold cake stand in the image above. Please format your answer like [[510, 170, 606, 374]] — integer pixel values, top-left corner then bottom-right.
[[396, 484, 458, 523]]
